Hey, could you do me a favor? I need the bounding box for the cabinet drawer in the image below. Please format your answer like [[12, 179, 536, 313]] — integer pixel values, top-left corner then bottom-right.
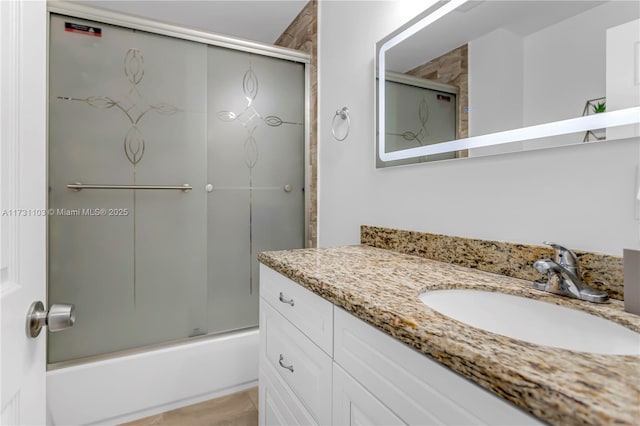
[[334, 307, 542, 426], [260, 264, 333, 355], [260, 300, 332, 425], [259, 358, 317, 426]]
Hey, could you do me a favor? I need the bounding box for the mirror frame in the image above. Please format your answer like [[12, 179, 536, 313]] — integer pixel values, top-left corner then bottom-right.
[[376, 0, 640, 165]]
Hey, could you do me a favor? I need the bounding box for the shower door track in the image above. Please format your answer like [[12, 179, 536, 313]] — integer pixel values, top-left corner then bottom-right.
[[46, 326, 258, 371], [47, 2, 310, 63]]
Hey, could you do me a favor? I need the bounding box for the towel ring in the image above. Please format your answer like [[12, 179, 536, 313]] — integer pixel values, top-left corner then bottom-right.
[[331, 107, 350, 141]]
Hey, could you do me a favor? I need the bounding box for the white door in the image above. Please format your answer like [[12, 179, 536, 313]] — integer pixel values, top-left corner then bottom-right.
[[1, 0, 48, 424]]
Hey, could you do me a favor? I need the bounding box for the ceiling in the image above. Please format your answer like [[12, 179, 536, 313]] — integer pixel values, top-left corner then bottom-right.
[[74, 0, 308, 44]]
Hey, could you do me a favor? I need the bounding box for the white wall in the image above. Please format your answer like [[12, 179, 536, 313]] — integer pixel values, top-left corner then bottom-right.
[[469, 28, 523, 137], [521, 1, 636, 150], [468, 2, 637, 152], [522, 2, 624, 126], [318, 1, 640, 256], [468, 28, 524, 156]]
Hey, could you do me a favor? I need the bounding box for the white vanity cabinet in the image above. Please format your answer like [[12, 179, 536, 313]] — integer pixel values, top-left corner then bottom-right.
[[259, 265, 543, 426], [333, 308, 543, 425], [259, 265, 333, 426]]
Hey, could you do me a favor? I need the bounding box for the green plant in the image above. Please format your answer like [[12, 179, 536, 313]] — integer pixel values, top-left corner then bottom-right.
[[592, 101, 606, 114]]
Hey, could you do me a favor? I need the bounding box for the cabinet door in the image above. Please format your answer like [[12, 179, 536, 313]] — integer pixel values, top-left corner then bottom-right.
[[334, 307, 542, 425], [333, 364, 405, 426], [260, 299, 332, 425], [259, 363, 317, 426]]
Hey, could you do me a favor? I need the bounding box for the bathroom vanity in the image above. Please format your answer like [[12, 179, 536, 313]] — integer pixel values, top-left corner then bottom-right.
[[258, 244, 640, 426]]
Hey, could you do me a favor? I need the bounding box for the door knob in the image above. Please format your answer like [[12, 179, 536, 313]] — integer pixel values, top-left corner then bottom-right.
[[26, 301, 75, 338]]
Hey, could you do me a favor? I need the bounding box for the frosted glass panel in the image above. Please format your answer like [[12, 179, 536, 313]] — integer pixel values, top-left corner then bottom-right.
[[48, 15, 208, 362], [48, 14, 305, 363], [206, 48, 305, 333]]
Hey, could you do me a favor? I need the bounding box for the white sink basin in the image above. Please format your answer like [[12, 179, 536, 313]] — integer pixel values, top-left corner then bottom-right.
[[419, 289, 640, 355]]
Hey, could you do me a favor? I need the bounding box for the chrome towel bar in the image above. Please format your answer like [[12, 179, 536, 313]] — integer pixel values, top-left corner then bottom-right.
[[67, 183, 192, 192]]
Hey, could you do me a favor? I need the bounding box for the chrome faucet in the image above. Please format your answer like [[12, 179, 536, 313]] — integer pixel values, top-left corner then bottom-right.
[[532, 241, 609, 303]]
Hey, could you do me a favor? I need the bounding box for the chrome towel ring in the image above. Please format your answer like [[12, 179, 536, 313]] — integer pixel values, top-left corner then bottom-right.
[[331, 107, 350, 141]]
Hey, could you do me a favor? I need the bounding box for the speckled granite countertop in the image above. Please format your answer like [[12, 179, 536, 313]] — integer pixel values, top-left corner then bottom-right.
[[258, 245, 640, 426]]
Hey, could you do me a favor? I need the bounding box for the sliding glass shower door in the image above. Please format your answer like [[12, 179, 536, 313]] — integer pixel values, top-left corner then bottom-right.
[[206, 48, 305, 334], [48, 15, 305, 364]]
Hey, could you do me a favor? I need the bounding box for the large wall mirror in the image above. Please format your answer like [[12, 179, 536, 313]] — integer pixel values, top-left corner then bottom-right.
[[376, 0, 640, 167]]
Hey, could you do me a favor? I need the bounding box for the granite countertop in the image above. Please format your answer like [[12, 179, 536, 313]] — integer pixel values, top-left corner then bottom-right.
[[258, 245, 640, 426]]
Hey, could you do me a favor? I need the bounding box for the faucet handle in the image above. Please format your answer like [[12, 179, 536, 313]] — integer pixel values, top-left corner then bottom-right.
[[533, 259, 555, 274], [543, 241, 579, 271]]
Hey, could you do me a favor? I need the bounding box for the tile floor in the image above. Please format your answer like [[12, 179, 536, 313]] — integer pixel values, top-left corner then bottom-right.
[[121, 387, 258, 426]]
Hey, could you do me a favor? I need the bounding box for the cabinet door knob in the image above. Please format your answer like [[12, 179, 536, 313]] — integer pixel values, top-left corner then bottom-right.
[[279, 292, 294, 307], [278, 354, 294, 373]]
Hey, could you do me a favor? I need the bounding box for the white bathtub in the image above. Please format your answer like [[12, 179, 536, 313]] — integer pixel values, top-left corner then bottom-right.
[[46, 329, 259, 425]]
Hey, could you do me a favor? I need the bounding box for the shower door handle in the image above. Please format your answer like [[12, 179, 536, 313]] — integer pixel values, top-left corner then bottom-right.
[[26, 301, 75, 338]]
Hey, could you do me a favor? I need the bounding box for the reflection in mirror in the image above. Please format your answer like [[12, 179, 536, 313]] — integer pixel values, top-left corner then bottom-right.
[[378, 72, 460, 167], [376, 0, 640, 167]]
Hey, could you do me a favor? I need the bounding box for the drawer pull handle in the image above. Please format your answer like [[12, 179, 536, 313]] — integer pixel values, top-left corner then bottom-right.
[[279, 292, 294, 307], [279, 354, 294, 373]]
